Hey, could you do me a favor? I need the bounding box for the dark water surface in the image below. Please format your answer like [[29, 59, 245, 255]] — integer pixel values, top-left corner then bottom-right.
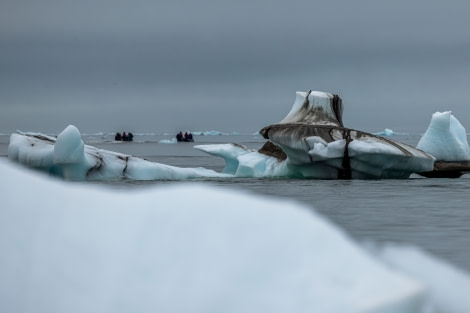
[[1, 132, 470, 271]]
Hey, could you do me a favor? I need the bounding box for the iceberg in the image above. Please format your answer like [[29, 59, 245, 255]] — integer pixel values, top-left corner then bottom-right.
[[198, 91, 435, 179], [195, 142, 290, 177], [417, 111, 470, 161], [8, 125, 228, 181], [416, 111, 470, 178], [373, 128, 405, 136], [2, 159, 470, 313]]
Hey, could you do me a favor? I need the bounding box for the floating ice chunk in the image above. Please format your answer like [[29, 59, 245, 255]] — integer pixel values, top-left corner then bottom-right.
[[8, 126, 229, 181], [373, 128, 404, 136], [417, 111, 470, 161], [158, 138, 177, 144], [0, 159, 447, 313]]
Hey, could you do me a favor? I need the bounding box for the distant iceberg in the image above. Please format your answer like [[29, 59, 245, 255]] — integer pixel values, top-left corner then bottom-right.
[[1, 159, 470, 313], [158, 138, 178, 144], [191, 130, 228, 136], [373, 128, 406, 136]]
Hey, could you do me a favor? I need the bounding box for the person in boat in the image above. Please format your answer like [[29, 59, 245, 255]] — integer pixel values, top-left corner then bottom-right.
[[115, 132, 122, 141], [122, 132, 128, 141], [127, 132, 134, 141], [176, 131, 194, 142]]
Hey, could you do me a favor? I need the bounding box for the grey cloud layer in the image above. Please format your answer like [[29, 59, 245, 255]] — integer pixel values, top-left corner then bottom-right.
[[1, 0, 470, 133]]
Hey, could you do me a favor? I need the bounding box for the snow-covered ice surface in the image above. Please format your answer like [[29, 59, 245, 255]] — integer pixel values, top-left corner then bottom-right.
[[8, 125, 228, 181], [1, 159, 470, 313], [417, 111, 470, 161]]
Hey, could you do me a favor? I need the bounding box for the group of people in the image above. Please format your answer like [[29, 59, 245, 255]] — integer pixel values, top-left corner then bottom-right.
[[176, 131, 194, 142], [115, 132, 134, 141]]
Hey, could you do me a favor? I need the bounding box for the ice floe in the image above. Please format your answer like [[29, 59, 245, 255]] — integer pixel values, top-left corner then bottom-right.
[[8, 125, 227, 181]]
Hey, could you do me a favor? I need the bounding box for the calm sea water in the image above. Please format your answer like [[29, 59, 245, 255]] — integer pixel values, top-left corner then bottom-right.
[[1, 132, 470, 272]]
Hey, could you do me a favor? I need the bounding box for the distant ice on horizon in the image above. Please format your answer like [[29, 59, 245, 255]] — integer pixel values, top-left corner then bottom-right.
[[191, 130, 237, 136]]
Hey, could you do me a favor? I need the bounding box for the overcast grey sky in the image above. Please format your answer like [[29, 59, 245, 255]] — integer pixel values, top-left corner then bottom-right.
[[1, 0, 470, 134]]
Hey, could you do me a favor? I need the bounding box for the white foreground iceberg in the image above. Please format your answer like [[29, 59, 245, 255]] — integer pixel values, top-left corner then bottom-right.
[[2, 159, 470, 313], [8, 125, 228, 181], [417, 111, 470, 161]]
